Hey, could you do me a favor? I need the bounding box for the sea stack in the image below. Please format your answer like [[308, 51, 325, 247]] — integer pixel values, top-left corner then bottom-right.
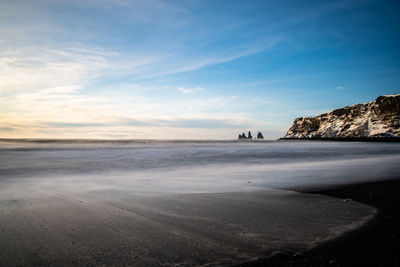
[[238, 131, 260, 140], [283, 95, 400, 139]]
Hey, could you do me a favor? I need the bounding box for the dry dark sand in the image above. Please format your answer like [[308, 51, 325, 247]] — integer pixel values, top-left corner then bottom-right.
[[0, 185, 375, 266]]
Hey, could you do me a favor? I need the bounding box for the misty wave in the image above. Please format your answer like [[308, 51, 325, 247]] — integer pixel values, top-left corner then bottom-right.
[[1, 140, 399, 195]]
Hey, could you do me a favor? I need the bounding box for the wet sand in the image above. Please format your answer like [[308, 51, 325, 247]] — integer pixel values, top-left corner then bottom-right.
[[239, 178, 400, 266], [0, 185, 374, 266]]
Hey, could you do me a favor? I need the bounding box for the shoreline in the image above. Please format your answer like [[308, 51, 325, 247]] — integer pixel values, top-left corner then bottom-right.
[[238, 178, 400, 266]]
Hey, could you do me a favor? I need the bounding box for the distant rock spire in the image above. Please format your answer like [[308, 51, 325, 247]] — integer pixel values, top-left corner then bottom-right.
[[238, 132, 247, 139]]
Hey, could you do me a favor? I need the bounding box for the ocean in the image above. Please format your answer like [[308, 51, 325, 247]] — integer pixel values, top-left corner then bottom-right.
[[1, 140, 399, 195]]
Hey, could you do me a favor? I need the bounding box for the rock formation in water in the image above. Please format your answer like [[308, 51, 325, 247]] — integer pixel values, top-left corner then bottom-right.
[[238, 133, 247, 139], [238, 131, 259, 140], [284, 95, 400, 139]]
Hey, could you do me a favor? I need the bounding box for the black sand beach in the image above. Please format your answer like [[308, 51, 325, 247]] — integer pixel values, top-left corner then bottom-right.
[[1, 141, 399, 266], [2, 179, 399, 267], [240, 179, 400, 267], [0, 188, 374, 266]]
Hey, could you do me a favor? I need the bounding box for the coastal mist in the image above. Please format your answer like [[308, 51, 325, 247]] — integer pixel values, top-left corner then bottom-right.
[[1, 140, 399, 194], [0, 140, 399, 265]]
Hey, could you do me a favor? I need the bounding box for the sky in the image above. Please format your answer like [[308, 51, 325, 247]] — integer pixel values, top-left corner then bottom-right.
[[0, 0, 399, 140]]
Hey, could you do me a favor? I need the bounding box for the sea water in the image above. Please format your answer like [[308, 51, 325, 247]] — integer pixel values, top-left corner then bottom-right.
[[1, 140, 399, 196]]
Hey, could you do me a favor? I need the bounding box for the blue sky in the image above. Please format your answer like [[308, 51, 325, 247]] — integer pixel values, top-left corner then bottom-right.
[[0, 0, 399, 139]]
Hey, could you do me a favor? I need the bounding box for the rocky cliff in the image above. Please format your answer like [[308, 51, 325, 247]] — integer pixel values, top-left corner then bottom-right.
[[284, 95, 400, 139]]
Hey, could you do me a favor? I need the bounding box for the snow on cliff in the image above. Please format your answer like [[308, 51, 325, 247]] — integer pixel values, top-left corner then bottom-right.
[[284, 95, 400, 139]]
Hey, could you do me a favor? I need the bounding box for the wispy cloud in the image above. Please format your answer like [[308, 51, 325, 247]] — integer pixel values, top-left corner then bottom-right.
[[43, 117, 249, 129], [178, 87, 203, 94], [0, 46, 110, 94]]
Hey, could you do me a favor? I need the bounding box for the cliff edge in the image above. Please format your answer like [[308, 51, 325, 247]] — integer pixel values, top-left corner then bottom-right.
[[284, 95, 400, 139]]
